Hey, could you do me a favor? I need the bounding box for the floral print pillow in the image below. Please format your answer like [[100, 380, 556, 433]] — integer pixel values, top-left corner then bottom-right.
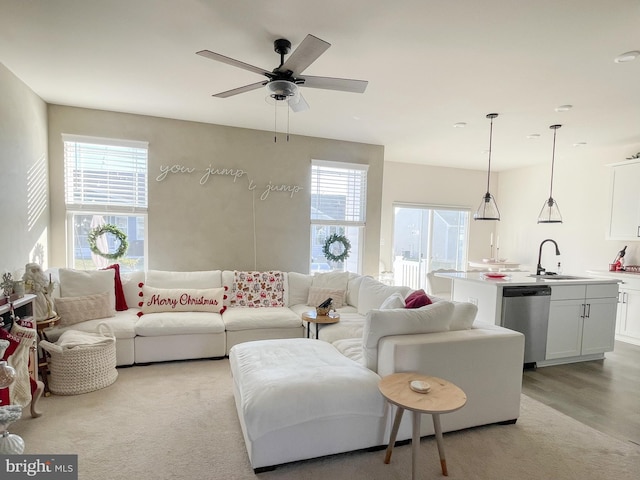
[[232, 271, 285, 307]]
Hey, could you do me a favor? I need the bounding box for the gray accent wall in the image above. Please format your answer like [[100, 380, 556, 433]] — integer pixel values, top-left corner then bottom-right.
[[47, 105, 384, 275], [0, 62, 49, 276]]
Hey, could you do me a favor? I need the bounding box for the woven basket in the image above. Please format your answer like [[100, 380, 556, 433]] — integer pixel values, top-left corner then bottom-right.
[[40, 323, 117, 395]]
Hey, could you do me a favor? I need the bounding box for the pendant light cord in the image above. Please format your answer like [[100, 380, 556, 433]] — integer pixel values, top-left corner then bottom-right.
[[486, 114, 496, 193], [548, 126, 558, 198]]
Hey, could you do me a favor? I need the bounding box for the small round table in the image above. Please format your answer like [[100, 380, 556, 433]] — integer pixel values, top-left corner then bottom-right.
[[301, 310, 340, 339], [378, 373, 467, 479]]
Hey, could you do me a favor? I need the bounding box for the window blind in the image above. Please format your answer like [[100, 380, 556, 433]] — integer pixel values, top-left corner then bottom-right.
[[63, 135, 148, 212], [311, 160, 368, 225]]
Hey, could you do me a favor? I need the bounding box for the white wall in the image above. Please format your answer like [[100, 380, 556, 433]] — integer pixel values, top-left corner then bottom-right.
[[497, 144, 640, 275], [379, 162, 499, 272], [0, 62, 49, 276]]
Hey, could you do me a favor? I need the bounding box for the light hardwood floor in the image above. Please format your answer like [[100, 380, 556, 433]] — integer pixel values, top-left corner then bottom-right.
[[522, 340, 640, 446]]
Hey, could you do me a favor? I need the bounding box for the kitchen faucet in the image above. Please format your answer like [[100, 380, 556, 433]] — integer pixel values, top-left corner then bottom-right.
[[537, 239, 561, 275]]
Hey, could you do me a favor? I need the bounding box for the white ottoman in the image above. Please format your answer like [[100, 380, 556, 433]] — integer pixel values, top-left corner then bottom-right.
[[229, 338, 387, 471]]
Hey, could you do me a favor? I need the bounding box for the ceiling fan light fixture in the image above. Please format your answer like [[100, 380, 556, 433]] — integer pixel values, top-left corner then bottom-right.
[[266, 80, 298, 101], [474, 113, 501, 221], [538, 124, 563, 224]]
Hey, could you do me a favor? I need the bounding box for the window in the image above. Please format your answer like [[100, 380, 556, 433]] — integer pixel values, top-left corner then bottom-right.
[[63, 135, 148, 271], [392, 204, 469, 289], [310, 160, 368, 273]]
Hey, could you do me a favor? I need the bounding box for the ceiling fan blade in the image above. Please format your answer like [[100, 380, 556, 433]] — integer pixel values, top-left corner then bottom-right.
[[196, 50, 272, 77], [213, 81, 267, 98], [289, 93, 310, 113], [276, 34, 330, 76], [299, 75, 368, 94]]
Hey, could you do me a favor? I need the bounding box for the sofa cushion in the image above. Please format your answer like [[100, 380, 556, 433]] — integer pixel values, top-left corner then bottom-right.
[[231, 271, 285, 307], [45, 310, 138, 341], [287, 272, 312, 306], [346, 273, 365, 308], [362, 301, 455, 371], [59, 268, 116, 311], [450, 301, 478, 330], [332, 337, 365, 365], [357, 276, 411, 315], [55, 292, 115, 327], [145, 270, 222, 289], [307, 287, 345, 309], [140, 285, 225, 313], [229, 338, 385, 442], [135, 311, 225, 336], [222, 307, 301, 331], [315, 312, 366, 342], [311, 271, 350, 292]]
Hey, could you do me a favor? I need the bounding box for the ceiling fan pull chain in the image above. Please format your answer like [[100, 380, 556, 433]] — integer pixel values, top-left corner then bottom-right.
[[287, 103, 290, 142], [274, 101, 277, 143]]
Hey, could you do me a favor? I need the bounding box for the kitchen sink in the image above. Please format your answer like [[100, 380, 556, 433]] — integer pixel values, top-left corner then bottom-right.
[[528, 274, 590, 280]]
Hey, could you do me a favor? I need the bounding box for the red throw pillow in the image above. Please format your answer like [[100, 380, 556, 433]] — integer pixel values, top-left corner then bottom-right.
[[102, 264, 128, 311], [404, 289, 432, 309]]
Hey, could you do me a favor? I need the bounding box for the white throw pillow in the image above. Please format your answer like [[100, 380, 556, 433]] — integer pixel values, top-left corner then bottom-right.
[[362, 301, 454, 371], [357, 276, 411, 315], [55, 292, 115, 327], [140, 286, 225, 313], [449, 301, 478, 330], [307, 287, 345, 309], [59, 268, 116, 311], [379, 292, 406, 310]]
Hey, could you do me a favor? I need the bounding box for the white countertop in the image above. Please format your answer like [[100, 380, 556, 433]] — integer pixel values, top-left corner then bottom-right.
[[436, 271, 620, 286]]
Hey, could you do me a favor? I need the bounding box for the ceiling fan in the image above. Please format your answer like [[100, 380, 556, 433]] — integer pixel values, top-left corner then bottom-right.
[[196, 34, 368, 112]]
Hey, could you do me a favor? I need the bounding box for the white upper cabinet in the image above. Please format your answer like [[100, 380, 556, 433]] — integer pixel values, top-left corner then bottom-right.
[[608, 160, 640, 240]]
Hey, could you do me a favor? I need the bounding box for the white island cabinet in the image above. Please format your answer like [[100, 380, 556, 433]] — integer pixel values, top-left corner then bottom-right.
[[545, 284, 618, 363], [587, 270, 640, 347], [438, 272, 620, 367]]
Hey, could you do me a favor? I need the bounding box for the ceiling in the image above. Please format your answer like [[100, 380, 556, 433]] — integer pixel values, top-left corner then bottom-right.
[[1, 0, 639, 171]]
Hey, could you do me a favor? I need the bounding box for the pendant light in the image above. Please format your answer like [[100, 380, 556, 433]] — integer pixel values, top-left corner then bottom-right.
[[474, 113, 501, 221], [537, 124, 563, 223]]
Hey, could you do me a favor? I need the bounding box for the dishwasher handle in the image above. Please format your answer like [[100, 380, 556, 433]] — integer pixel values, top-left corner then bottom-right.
[[502, 286, 552, 297]]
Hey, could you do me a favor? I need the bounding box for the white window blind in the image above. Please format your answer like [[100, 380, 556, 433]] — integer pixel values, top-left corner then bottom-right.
[[63, 135, 148, 212], [311, 160, 368, 225]]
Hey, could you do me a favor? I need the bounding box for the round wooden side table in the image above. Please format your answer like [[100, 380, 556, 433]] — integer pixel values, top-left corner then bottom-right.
[[379, 372, 467, 479], [301, 310, 340, 339]]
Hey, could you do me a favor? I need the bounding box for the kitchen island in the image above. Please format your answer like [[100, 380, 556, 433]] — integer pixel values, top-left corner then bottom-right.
[[436, 271, 620, 366]]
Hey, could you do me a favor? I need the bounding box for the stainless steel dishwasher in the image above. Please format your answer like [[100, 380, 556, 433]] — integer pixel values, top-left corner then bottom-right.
[[501, 285, 552, 368]]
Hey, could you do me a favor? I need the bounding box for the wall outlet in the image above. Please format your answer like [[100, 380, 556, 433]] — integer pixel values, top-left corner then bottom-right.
[[468, 297, 478, 305]]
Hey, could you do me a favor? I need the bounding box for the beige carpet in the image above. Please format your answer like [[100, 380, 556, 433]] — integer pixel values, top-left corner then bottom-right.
[[13, 358, 640, 480]]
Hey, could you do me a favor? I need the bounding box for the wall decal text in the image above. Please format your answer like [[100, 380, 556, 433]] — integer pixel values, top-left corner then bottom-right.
[[156, 163, 303, 201]]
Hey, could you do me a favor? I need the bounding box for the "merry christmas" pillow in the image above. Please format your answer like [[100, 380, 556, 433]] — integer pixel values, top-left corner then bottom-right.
[[140, 285, 226, 314]]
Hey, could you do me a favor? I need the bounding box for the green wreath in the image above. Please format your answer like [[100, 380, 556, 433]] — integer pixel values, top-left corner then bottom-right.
[[322, 233, 351, 263], [88, 224, 129, 260]]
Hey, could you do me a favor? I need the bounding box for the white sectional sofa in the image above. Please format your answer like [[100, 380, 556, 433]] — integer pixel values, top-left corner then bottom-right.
[[230, 308, 525, 471], [45, 268, 416, 364], [43, 266, 525, 471]]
